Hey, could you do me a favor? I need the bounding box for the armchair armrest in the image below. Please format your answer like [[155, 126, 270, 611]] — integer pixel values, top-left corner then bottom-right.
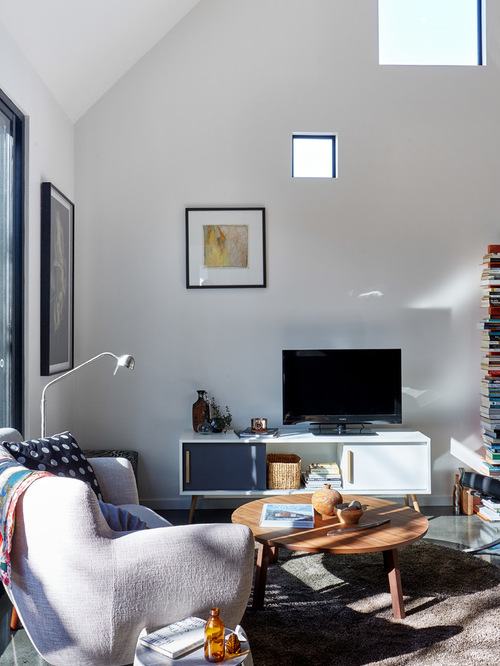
[[89, 456, 139, 505]]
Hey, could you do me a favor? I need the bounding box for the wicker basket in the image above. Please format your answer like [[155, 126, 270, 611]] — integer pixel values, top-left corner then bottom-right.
[[266, 453, 302, 489]]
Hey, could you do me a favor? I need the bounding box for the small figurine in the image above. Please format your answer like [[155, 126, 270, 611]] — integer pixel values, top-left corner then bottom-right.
[[225, 633, 241, 656]]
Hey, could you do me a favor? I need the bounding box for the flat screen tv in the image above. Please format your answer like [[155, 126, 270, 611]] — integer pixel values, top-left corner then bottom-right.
[[282, 349, 402, 435]]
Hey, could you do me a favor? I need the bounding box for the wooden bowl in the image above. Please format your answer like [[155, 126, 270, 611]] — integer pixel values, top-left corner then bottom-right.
[[335, 507, 364, 525]]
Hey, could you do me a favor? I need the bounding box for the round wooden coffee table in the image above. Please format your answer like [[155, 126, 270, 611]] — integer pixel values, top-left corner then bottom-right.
[[231, 494, 428, 619]]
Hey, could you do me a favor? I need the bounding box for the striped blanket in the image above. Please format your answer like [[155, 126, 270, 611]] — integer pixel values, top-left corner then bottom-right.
[[0, 449, 50, 587]]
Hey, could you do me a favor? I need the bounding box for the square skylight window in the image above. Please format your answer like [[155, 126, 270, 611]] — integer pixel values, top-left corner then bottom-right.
[[292, 135, 337, 178], [379, 0, 484, 66]]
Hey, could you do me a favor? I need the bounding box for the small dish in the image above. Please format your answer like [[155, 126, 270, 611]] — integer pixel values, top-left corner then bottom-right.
[[334, 501, 367, 525]]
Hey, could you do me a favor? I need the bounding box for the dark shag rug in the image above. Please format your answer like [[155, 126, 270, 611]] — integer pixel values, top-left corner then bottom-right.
[[241, 542, 500, 666]]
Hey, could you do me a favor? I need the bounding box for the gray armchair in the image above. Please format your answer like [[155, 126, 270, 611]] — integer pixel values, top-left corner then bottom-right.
[[0, 428, 255, 666]]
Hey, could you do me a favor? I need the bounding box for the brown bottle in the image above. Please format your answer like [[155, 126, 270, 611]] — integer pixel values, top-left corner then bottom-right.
[[204, 607, 225, 663], [192, 390, 209, 432]]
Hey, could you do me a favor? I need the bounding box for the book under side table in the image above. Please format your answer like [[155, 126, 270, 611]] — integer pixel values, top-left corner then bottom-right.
[[231, 493, 429, 619]]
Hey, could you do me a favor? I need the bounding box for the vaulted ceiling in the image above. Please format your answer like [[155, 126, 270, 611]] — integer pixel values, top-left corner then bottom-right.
[[0, 0, 201, 122]]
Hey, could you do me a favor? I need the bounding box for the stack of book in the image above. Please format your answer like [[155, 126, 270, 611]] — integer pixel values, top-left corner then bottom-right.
[[302, 462, 342, 489], [474, 495, 500, 522], [479, 245, 500, 479]]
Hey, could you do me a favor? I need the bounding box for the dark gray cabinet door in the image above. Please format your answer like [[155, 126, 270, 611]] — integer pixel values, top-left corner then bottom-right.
[[183, 442, 266, 491]]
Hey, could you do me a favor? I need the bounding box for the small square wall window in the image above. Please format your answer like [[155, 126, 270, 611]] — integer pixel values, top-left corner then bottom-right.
[[292, 134, 337, 178]]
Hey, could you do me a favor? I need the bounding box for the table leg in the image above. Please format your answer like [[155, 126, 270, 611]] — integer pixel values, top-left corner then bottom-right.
[[188, 495, 198, 524], [252, 543, 272, 610], [383, 549, 405, 619], [269, 546, 279, 563]]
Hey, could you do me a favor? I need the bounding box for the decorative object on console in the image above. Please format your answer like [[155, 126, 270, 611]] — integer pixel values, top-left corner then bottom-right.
[[266, 453, 301, 489], [193, 390, 209, 433], [209, 397, 232, 432], [40, 182, 75, 376], [311, 484, 343, 516], [1, 431, 103, 500], [185, 207, 266, 288], [40, 351, 135, 437], [251, 417, 267, 433]]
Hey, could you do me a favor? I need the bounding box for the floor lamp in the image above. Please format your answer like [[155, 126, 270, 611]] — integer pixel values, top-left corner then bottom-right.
[[40, 352, 135, 437]]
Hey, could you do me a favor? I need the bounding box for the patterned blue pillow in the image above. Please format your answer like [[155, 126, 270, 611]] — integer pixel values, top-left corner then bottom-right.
[[2, 431, 103, 500]]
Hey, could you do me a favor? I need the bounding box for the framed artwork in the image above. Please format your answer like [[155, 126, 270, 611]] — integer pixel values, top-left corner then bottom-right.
[[40, 182, 74, 375], [185, 207, 266, 288]]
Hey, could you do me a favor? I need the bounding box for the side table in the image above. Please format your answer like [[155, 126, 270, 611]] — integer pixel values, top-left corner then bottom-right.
[[134, 626, 253, 665]]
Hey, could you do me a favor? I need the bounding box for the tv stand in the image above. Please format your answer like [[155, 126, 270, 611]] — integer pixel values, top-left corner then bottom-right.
[[179, 429, 431, 523], [310, 424, 376, 436]]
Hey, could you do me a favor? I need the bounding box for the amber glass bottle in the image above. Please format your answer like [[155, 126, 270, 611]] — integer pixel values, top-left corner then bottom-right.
[[192, 390, 209, 432], [204, 607, 225, 662]]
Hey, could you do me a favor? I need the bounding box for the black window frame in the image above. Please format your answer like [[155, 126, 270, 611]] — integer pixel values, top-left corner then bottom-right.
[[0, 89, 25, 432]]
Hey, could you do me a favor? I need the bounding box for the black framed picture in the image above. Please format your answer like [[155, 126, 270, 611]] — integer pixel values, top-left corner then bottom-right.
[[40, 182, 74, 375], [186, 207, 266, 288]]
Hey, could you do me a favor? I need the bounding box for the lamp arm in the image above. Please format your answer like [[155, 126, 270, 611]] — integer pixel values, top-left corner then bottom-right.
[[40, 352, 121, 437]]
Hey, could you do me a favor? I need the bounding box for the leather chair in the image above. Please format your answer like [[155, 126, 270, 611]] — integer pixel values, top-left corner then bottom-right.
[[0, 428, 255, 665]]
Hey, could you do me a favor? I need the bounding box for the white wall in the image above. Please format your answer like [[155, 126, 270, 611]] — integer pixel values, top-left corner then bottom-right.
[[72, 0, 500, 507], [0, 19, 74, 439]]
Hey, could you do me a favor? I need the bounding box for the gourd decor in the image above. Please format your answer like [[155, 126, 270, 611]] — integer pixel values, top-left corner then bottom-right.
[[311, 484, 343, 516]]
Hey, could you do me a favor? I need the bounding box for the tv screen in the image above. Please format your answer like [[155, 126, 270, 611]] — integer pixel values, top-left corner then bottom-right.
[[282, 349, 402, 434]]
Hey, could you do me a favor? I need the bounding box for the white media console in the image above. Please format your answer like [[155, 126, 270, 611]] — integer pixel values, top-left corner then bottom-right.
[[179, 429, 431, 522]]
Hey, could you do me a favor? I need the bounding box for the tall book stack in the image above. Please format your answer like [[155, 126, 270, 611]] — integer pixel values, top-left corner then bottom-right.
[[479, 244, 500, 479]]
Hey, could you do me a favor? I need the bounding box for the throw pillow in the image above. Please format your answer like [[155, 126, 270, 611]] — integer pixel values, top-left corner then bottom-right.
[[98, 501, 149, 531], [2, 432, 103, 500]]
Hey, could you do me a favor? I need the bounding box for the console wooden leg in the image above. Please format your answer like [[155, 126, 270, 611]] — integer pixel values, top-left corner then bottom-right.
[[252, 543, 272, 611], [383, 549, 405, 619], [188, 495, 198, 524], [404, 495, 410, 507], [410, 494, 420, 512], [10, 606, 20, 631]]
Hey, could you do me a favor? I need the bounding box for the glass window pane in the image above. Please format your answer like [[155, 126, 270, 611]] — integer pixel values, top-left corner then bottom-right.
[[0, 108, 13, 426], [292, 136, 335, 178], [379, 0, 481, 66]]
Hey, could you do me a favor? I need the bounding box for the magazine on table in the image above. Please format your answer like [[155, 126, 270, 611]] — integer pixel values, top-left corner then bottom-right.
[[139, 616, 206, 659], [259, 503, 315, 528]]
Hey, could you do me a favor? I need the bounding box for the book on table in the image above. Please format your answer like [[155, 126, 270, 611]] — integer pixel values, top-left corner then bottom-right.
[[259, 503, 315, 528], [139, 616, 206, 659]]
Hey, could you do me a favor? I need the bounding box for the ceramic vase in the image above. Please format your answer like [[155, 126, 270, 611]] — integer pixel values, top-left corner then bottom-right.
[[311, 484, 343, 516]]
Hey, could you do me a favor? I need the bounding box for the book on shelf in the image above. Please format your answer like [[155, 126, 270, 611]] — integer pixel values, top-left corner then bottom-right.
[[474, 504, 500, 522], [303, 480, 342, 489], [481, 397, 500, 406], [234, 427, 279, 438], [259, 503, 315, 528], [139, 616, 206, 659], [483, 434, 500, 444], [481, 421, 500, 432], [485, 450, 500, 463], [484, 439, 500, 450], [479, 460, 500, 478], [309, 462, 340, 473], [481, 497, 500, 512]]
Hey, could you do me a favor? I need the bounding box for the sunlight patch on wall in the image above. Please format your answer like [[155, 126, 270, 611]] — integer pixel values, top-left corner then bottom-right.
[[407, 266, 478, 311]]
